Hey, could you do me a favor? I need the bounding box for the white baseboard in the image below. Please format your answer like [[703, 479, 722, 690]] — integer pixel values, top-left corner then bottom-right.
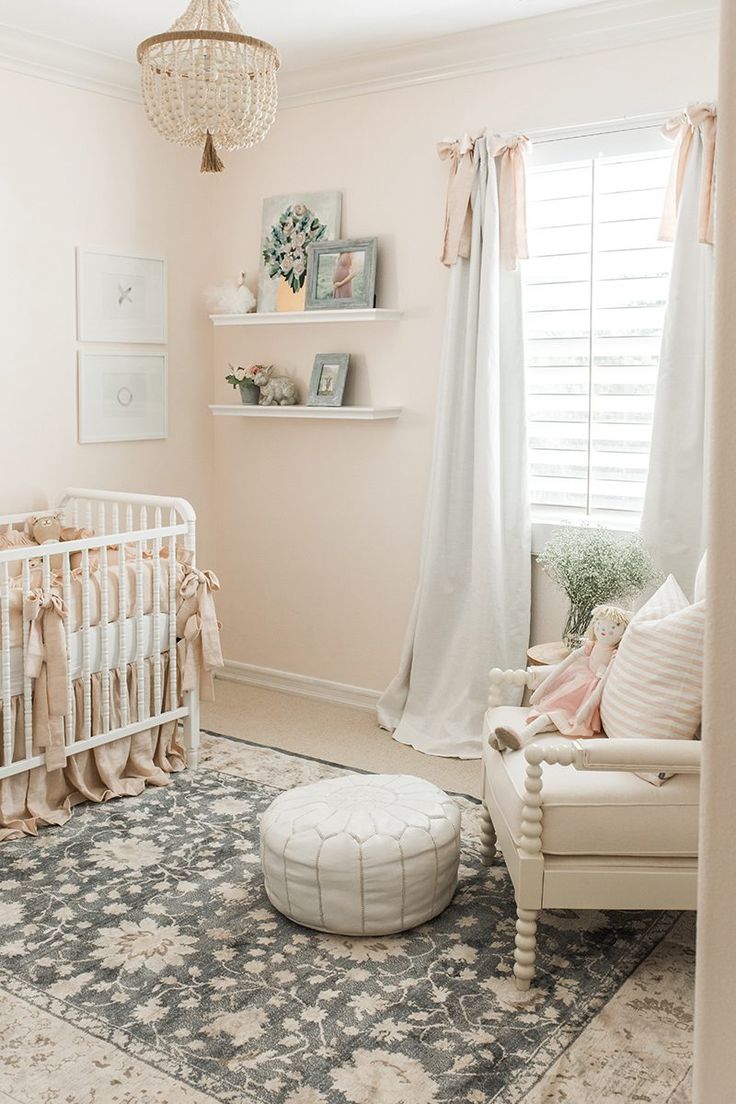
[[217, 660, 382, 713]]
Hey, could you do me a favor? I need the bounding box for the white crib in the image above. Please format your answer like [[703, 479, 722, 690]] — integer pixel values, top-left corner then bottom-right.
[[0, 488, 203, 788]]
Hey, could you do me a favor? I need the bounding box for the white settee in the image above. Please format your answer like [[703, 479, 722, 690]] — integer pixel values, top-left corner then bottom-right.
[[480, 666, 700, 990]]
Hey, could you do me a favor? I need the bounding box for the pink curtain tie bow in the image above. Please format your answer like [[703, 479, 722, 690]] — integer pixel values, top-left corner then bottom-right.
[[437, 131, 483, 266], [659, 102, 717, 245], [178, 569, 223, 702], [438, 131, 530, 270], [23, 588, 69, 771], [489, 134, 530, 271]]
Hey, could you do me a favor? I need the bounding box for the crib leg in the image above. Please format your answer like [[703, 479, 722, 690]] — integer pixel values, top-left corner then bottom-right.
[[183, 689, 200, 769]]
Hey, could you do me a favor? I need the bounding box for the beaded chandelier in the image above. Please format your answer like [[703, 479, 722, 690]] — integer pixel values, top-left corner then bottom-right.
[[137, 0, 280, 173]]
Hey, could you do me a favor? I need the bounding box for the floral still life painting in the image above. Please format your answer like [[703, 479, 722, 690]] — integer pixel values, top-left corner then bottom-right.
[[257, 191, 342, 313], [0, 733, 688, 1104]]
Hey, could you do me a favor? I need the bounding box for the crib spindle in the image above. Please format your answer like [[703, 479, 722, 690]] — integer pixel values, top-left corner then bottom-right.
[[70, 497, 79, 527], [21, 559, 32, 760], [118, 532, 129, 727], [168, 509, 177, 711], [81, 549, 92, 741], [135, 535, 146, 722], [62, 551, 73, 747], [152, 508, 162, 713], [111, 502, 120, 537], [1, 562, 12, 766], [99, 543, 111, 733]]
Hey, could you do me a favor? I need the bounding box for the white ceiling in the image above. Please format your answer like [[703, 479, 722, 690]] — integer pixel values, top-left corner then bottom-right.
[[0, 0, 607, 72]]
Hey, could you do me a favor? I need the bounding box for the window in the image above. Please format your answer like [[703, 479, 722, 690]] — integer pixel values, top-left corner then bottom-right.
[[523, 129, 673, 527]]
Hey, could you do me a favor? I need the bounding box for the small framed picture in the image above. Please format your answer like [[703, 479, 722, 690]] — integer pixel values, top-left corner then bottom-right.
[[305, 238, 377, 311], [78, 353, 167, 443], [307, 354, 350, 407], [77, 249, 167, 343]]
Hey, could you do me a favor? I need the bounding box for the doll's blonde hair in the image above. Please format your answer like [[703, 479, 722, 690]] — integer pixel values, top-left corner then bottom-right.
[[586, 604, 632, 643]]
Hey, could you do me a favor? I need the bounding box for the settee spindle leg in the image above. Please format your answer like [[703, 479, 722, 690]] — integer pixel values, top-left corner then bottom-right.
[[480, 803, 497, 866], [514, 907, 539, 991]]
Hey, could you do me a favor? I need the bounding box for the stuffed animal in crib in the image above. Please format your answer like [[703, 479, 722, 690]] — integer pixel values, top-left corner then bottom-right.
[[252, 365, 299, 406], [28, 513, 65, 573], [27, 514, 95, 573], [491, 604, 631, 752]]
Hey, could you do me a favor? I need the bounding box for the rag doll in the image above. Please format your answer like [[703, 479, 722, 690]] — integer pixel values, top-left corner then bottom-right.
[[491, 604, 631, 752]]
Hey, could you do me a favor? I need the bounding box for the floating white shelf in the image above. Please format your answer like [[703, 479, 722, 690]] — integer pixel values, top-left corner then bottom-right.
[[210, 405, 402, 421], [210, 308, 402, 327]]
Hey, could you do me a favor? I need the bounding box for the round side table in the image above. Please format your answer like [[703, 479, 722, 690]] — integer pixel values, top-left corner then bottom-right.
[[527, 641, 569, 667]]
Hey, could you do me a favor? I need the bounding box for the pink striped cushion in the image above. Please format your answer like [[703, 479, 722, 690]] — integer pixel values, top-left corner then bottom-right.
[[601, 575, 705, 743]]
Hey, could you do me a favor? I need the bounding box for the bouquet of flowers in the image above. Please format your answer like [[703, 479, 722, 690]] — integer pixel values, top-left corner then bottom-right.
[[539, 524, 661, 648], [225, 364, 262, 389], [262, 204, 327, 292]]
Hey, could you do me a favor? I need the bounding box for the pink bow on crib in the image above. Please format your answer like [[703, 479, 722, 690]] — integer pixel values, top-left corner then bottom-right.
[[23, 588, 69, 771], [177, 569, 224, 702]]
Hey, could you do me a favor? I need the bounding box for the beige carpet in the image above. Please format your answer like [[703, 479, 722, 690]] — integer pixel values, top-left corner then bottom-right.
[[203, 677, 482, 797]]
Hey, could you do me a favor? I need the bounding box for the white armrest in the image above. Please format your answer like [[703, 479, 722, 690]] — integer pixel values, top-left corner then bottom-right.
[[525, 738, 701, 775], [487, 666, 539, 709]]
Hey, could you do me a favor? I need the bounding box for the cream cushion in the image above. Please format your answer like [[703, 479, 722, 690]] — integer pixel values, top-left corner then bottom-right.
[[601, 574, 705, 744], [260, 774, 461, 936], [483, 708, 699, 858]]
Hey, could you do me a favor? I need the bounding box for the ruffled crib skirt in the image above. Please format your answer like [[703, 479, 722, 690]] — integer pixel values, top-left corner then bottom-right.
[[0, 652, 185, 842]]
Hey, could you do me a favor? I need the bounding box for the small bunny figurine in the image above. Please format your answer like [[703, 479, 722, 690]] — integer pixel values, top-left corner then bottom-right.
[[491, 604, 631, 752], [252, 365, 299, 406]]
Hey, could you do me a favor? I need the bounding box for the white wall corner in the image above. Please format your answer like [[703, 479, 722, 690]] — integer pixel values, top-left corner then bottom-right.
[[0, 0, 718, 109], [217, 660, 382, 712]]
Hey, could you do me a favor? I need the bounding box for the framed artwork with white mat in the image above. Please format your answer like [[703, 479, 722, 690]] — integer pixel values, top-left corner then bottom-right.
[[78, 352, 167, 443], [76, 249, 167, 343]]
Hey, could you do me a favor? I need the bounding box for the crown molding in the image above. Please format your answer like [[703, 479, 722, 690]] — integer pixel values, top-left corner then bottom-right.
[[0, 0, 719, 110], [278, 0, 719, 109], [0, 24, 140, 102]]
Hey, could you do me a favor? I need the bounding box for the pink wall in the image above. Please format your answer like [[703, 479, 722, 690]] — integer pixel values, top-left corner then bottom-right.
[[0, 69, 218, 563], [0, 30, 717, 692], [209, 31, 718, 690]]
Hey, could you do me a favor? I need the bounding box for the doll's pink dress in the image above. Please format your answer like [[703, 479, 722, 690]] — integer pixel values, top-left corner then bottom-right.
[[528, 639, 604, 738]]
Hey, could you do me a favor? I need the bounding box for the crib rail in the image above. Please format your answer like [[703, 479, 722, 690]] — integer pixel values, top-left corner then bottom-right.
[[0, 488, 200, 782]]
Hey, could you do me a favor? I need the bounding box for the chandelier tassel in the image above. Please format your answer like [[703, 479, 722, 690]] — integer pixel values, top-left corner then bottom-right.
[[201, 131, 225, 174]]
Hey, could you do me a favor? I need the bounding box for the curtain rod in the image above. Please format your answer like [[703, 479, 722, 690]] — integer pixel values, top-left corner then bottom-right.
[[526, 110, 676, 146]]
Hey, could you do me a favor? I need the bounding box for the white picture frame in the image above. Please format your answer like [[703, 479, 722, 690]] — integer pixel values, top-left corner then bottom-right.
[[78, 353, 167, 443], [77, 249, 167, 343]]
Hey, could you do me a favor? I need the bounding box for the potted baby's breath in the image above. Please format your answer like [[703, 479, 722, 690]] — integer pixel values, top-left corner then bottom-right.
[[539, 525, 661, 648]]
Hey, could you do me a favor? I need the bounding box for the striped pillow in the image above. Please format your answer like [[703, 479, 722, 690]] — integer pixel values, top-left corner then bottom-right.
[[601, 575, 705, 744]]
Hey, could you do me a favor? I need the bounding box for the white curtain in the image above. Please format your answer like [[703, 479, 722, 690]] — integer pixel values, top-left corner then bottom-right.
[[377, 135, 531, 759], [640, 109, 716, 597]]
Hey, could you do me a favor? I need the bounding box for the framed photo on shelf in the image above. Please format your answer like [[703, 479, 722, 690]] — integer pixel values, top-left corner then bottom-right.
[[305, 238, 377, 311], [76, 249, 167, 343], [307, 353, 350, 407], [78, 352, 167, 443]]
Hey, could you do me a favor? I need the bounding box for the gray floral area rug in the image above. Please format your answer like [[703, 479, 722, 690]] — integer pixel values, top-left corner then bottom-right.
[[0, 733, 679, 1104]]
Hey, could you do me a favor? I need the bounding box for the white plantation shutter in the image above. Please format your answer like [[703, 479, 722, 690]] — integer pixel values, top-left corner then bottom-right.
[[523, 134, 673, 525]]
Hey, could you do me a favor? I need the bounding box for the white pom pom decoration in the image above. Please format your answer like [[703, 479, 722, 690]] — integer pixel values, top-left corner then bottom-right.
[[205, 271, 256, 315]]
